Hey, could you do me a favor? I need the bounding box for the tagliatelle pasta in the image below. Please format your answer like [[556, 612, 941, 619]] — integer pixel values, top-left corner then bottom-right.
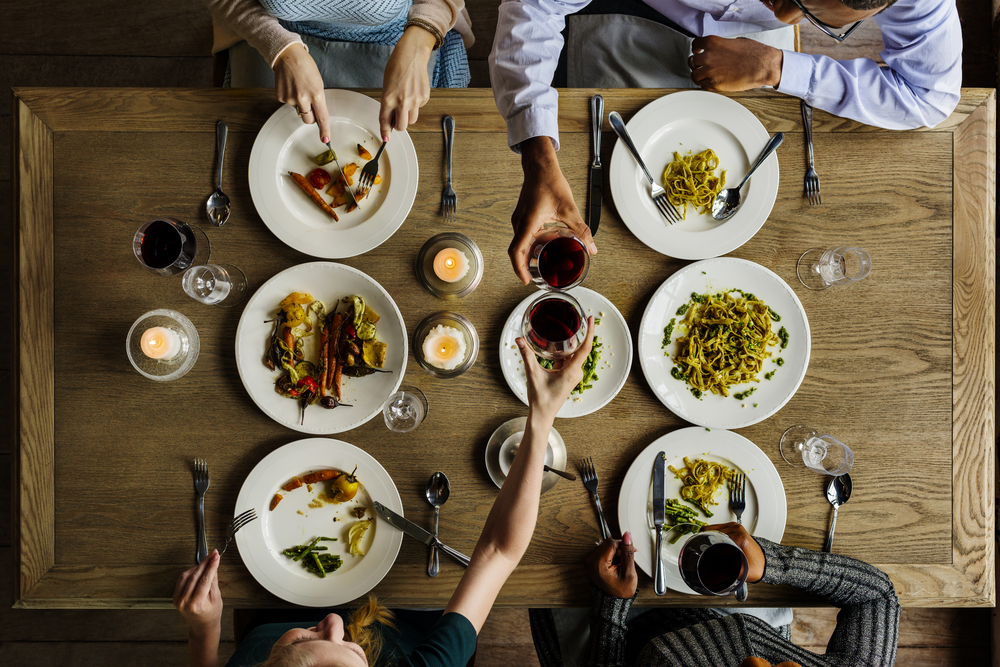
[[670, 290, 779, 398], [661, 149, 727, 219], [668, 457, 736, 515]]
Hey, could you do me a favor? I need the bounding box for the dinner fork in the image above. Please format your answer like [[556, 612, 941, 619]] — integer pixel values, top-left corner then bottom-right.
[[801, 101, 822, 205], [441, 115, 457, 222], [729, 473, 748, 602], [580, 457, 612, 540], [193, 459, 210, 564], [608, 111, 681, 224], [358, 140, 386, 199], [220, 508, 258, 556]]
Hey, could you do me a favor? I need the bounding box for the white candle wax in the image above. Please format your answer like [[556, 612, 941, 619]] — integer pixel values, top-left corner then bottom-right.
[[422, 325, 467, 370], [140, 326, 182, 360], [432, 248, 470, 283]]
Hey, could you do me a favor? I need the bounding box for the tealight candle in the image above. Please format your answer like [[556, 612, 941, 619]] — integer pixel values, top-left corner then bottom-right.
[[422, 325, 467, 370], [432, 248, 470, 283], [140, 326, 181, 360]]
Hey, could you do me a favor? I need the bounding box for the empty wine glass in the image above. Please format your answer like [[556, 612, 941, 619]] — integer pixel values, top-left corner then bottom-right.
[[779, 425, 854, 476], [181, 264, 248, 307], [796, 246, 871, 290], [383, 385, 428, 433]]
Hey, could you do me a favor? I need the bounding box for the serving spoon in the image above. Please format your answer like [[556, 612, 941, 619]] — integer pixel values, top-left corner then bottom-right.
[[823, 473, 852, 552], [710, 132, 784, 221], [206, 120, 232, 226], [425, 472, 451, 577]]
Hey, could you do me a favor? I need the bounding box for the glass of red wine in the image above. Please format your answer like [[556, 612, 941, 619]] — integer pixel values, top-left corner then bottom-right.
[[133, 218, 210, 276], [527, 228, 590, 291], [521, 292, 588, 360], [677, 531, 749, 596]]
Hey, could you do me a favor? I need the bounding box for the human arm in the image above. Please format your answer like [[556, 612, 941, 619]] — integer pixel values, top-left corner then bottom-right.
[[580, 534, 638, 667], [173, 550, 224, 667], [444, 318, 596, 632]]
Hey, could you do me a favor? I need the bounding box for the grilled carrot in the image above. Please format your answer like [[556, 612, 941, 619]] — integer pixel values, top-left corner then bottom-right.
[[289, 171, 339, 221], [270, 493, 283, 511], [303, 470, 339, 484], [318, 322, 329, 397], [282, 477, 303, 492]]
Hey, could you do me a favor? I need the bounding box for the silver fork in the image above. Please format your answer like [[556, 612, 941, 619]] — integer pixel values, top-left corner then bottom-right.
[[441, 115, 457, 222], [220, 508, 258, 555], [729, 473, 748, 601], [358, 140, 386, 199], [801, 101, 822, 205], [608, 111, 681, 224], [193, 459, 210, 564], [579, 457, 612, 540]]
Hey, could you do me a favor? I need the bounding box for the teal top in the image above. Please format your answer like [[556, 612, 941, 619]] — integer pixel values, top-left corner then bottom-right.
[[224, 611, 477, 667]]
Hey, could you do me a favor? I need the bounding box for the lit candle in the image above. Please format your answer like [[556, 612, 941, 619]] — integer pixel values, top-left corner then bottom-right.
[[140, 326, 182, 360], [432, 248, 470, 283], [422, 325, 467, 370]]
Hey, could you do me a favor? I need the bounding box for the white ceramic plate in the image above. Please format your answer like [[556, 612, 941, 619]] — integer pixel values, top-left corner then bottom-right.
[[618, 427, 786, 595], [638, 258, 809, 429], [609, 90, 778, 260], [249, 89, 418, 258], [235, 262, 406, 434], [235, 438, 404, 607], [499, 287, 632, 418]]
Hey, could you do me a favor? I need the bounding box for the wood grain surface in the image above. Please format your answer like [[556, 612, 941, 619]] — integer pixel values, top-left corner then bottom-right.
[[12, 88, 994, 609]]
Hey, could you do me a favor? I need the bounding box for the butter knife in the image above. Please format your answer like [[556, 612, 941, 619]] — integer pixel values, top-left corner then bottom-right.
[[326, 142, 361, 209], [588, 94, 604, 236], [374, 501, 470, 567], [653, 451, 667, 596]]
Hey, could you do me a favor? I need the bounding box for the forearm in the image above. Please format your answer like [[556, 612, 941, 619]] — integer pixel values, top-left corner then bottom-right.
[[205, 0, 302, 66], [584, 587, 634, 667], [188, 628, 221, 667], [408, 0, 465, 48]]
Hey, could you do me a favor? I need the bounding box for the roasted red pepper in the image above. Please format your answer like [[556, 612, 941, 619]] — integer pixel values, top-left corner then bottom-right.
[[297, 377, 319, 394]]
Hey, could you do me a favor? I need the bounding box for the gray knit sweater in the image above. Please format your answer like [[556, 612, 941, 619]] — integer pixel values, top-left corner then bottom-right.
[[530, 537, 900, 667]]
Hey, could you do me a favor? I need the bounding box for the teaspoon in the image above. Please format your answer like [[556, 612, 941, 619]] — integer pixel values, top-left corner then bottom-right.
[[206, 120, 232, 226], [425, 471, 451, 578], [823, 473, 852, 552], [710, 132, 784, 221]]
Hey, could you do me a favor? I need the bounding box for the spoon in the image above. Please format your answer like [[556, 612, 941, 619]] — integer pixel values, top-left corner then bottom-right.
[[425, 471, 451, 578], [710, 132, 784, 221], [823, 473, 852, 552], [544, 465, 577, 481], [206, 120, 232, 226]]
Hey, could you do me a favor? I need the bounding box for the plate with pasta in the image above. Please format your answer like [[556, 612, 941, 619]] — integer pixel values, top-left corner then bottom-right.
[[638, 258, 810, 428], [609, 90, 778, 260], [618, 427, 786, 594]]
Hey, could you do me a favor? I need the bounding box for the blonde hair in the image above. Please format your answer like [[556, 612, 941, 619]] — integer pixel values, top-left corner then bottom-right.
[[262, 596, 396, 667]]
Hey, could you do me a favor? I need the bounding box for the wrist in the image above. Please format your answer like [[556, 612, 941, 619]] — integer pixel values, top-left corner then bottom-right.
[[525, 410, 555, 444], [766, 47, 783, 87], [521, 136, 558, 173], [401, 25, 437, 54]]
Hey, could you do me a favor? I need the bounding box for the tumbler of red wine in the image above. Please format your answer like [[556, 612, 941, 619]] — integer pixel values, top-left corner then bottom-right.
[[521, 292, 588, 360], [132, 218, 210, 276], [677, 531, 749, 596], [527, 229, 590, 291]]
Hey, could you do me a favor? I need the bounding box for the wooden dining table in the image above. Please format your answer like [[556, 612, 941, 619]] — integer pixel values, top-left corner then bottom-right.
[[12, 87, 994, 610]]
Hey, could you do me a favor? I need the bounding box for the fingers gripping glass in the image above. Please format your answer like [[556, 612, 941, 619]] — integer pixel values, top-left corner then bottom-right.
[[788, 0, 865, 42]]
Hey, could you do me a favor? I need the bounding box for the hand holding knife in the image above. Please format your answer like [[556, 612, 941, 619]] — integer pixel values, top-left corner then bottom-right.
[[588, 95, 604, 236]]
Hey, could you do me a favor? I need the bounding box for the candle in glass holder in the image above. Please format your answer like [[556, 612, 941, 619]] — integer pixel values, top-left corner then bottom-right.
[[432, 248, 470, 283], [422, 325, 467, 370], [140, 326, 181, 360]]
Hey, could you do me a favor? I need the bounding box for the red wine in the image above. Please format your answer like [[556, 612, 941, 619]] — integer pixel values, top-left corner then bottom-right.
[[528, 297, 582, 347], [680, 542, 745, 594], [140, 220, 186, 269], [538, 236, 587, 288]]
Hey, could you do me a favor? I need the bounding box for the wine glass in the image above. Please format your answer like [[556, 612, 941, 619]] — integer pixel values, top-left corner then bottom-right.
[[677, 530, 749, 596], [796, 245, 871, 290], [182, 264, 248, 307], [133, 218, 210, 276], [521, 292, 588, 360], [527, 228, 590, 291], [779, 425, 855, 476], [383, 385, 429, 433]]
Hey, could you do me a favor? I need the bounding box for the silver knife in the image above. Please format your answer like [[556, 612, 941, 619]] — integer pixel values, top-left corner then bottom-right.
[[653, 451, 667, 596], [588, 94, 604, 236], [374, 501, 470, 567], [326, 142, 361, 209]]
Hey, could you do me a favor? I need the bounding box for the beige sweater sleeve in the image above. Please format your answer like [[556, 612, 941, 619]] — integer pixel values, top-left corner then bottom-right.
[[205, 0, 303, 66], [408, 0, 474, 50]]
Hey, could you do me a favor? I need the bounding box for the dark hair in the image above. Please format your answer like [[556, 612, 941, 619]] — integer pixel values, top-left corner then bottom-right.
[[838, 0, 896, 10]]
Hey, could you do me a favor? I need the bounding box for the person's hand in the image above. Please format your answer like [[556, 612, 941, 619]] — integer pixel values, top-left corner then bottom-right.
[[689, 36, 783, 91], [584, 532, 638, 598], [702, 522, 766, 583], [515, 316, 595, 421], [740, 658, 803, 667], [173, 550, 224, 639], [509, 137, 597, 285], [274, 44, 332, 144], [379, 26, 436, 141]]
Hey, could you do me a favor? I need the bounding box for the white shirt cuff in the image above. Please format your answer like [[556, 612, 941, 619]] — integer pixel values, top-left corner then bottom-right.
[[505, 106, 562, 154], [775, 50, 813, 100]]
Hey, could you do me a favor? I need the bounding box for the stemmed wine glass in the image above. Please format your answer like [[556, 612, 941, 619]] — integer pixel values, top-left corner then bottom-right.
[[182, 264, 248, 307], [677, 530, 750, 596], [779, 425, 854, 476], [521, 292, 588, 360], [796, 245, 871, 290], [527, 228, 590, 291], [133, 218, 210, 276], [383, 385, 429, 433]]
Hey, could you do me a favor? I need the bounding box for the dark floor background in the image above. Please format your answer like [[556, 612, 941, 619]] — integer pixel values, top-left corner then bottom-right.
[[2, 0, 995, 663]]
